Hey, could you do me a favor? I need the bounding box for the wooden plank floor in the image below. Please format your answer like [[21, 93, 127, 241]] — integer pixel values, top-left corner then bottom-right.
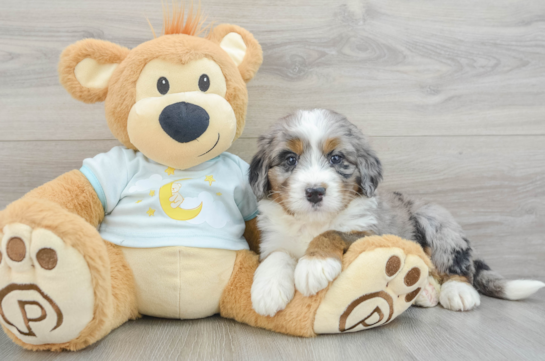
[[0, 0, 544, 359]]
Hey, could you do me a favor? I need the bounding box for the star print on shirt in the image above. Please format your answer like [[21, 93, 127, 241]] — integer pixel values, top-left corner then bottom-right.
[[149, 190, 155, 196], [147, 208, 156, 217], [165, 167, 175, 176], [204, 175, 216, 186]]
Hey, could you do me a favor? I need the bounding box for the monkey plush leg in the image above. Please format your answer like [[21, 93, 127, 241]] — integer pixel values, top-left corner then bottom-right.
[[19, 170, 105, 227], [219, 235, 432, 336], [0, 199, 138, 351]]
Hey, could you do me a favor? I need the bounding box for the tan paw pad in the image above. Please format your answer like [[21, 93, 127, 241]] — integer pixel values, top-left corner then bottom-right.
[[2, 224, 33, 272], [36, 248, 58, 270], [7, 237, 26, 262]]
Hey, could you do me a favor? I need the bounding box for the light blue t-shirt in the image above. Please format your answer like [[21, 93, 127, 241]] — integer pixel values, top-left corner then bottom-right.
[[80, 146, 258, 250]]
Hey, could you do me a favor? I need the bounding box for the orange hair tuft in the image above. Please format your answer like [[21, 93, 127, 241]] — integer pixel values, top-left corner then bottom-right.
[[154, 1, 211, 37]]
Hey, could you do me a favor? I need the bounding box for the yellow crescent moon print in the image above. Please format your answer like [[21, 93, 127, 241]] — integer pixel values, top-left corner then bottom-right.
[[159, 179, 203, 221]]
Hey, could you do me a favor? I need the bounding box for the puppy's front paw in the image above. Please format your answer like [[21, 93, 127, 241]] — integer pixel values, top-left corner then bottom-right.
[[294, 256, 342, 296], [251, 275, 295, 317], [440, 280, 480, 311], [251, 253, 296, 317]]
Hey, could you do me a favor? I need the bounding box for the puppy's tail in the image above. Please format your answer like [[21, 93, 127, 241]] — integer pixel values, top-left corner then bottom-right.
[[473, 259, 545, 300]]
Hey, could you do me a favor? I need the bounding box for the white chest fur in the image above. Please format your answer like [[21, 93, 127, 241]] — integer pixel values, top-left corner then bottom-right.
[[257, 197, 378, 259]]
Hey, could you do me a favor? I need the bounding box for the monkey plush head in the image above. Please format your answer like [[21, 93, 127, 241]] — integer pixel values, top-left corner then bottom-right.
[[59, 8, 262, 169]]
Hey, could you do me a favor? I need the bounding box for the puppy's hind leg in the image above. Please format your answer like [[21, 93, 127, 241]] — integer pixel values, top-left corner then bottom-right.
[[414, 276, 440, 308], [412, 204, 480, 311], [413, 203, 545, 308]]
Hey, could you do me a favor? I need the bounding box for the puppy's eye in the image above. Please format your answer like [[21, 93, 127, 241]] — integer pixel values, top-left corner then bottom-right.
[[199, 74, 210, 92], [330, 154, 343, 164], [286, 156, 298, 166], [157, 77, 170, 95]]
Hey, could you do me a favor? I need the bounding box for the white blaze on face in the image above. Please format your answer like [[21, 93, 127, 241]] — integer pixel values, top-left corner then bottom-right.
[[284, 110, 347, 216]]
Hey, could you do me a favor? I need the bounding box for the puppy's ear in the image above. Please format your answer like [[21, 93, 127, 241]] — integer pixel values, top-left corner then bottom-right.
[[208, 24, 263, 83], [249, 137, 271, 201], [59, 39, 129, 103], [356, 146, 383, 198]]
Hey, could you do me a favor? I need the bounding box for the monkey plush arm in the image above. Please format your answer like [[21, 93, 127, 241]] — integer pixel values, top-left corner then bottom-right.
[[18, 170, 104, 227], [243, 217, 261, 254]]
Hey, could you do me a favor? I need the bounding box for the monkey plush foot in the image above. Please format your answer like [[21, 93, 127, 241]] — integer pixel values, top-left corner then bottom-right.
[[220, 235, 432, 336], [0, 223, 96, 348], [313, 235, 432, 333], [0, 199, 134, 351]]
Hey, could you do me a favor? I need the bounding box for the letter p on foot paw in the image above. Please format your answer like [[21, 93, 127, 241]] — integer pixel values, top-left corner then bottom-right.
[[313, 241, 430, 334], [0, 223, 95, 345]]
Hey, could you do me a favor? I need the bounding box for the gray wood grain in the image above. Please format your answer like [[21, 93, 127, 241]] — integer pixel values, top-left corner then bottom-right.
[[0, 0, 544, 359], [1, 0, 545, 140], [1, 296, 544, 361]]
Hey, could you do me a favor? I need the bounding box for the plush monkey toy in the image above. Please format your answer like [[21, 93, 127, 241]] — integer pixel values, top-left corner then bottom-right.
[[0, 7, 432, 351]]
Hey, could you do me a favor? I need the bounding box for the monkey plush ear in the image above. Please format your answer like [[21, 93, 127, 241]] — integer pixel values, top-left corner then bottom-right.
[[58, 39, 130, 103], [208, 24, 263, 83]]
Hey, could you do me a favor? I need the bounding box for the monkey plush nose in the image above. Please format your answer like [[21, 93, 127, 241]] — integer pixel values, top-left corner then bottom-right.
[[305, 187, 326, 204], [159, 102, 210, 143]]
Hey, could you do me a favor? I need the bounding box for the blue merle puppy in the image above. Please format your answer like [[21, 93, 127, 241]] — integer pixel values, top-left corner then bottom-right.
[[248, 108, 544, 317]]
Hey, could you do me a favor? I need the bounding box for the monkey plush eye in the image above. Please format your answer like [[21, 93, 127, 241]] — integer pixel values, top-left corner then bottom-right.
[[286, 155, 298, 166], [330, 154, 343, 164], [157, 77, 170, 95], [198, 74, 210, 92]]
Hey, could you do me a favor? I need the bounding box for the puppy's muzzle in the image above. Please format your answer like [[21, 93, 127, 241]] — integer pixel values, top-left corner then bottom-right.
[[305, 187, 326, 204], [159, 101, 210, 143]]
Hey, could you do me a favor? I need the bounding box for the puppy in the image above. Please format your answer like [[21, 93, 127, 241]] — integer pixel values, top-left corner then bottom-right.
[[249, 109, 544, 317]]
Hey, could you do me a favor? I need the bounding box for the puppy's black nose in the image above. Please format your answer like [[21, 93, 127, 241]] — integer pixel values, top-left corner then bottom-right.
[[159, 102, 210, 143], [305, 187, 326, 204]]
